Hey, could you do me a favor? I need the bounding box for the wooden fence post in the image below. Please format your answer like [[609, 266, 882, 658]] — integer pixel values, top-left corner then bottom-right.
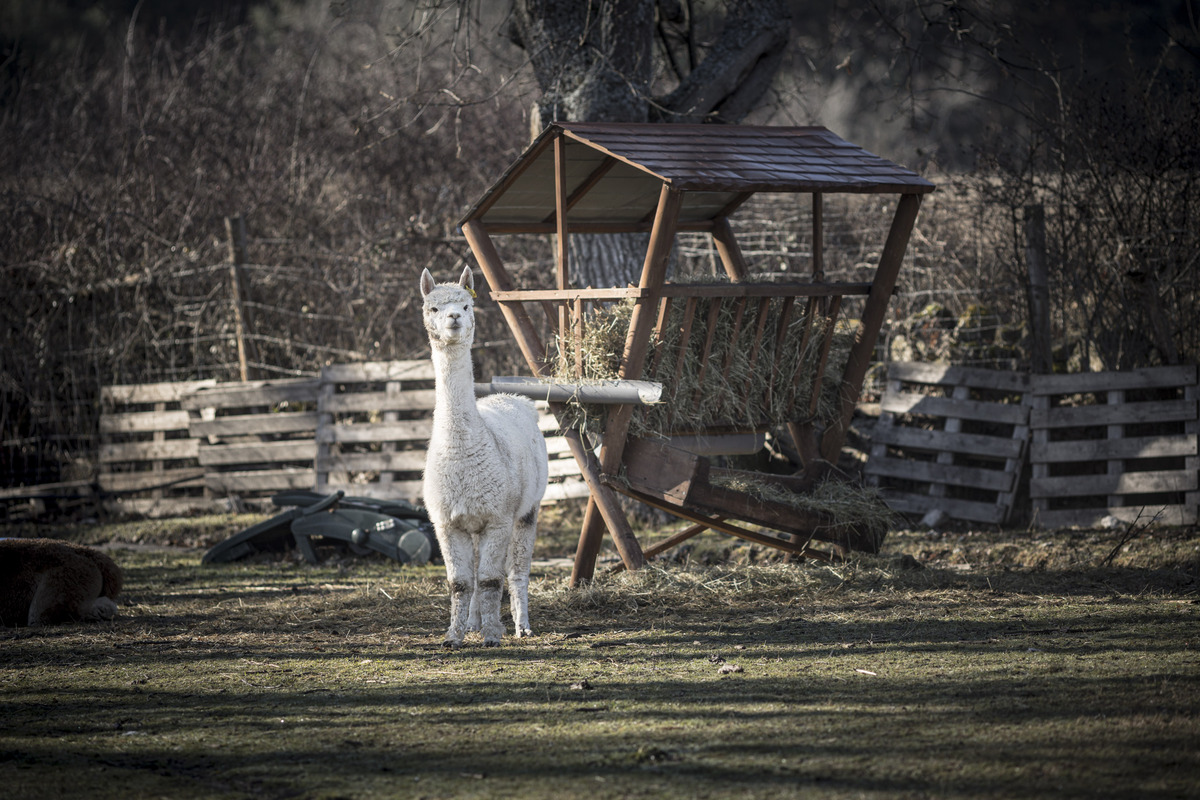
[[1024, 204, 1053, 374], [225, 214, 258, 381]]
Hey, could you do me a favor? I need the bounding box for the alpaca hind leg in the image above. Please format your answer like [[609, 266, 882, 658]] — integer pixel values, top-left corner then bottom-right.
[[507, 505, 539, 638], [466, 538, 482, 633], [440, 533, 476, 648]]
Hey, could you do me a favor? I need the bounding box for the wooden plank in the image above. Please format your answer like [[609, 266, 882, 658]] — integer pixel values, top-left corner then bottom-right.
[[881, 492, 1008, 524], [99, 439, 199, 463], [100, 409, 192, 434], [322, 480, 424, 501], [181, 379, 321, 410], [865, 455, 1015, 492], [869, 419, 1028, 458], [488, 281, 873, 303], [1036, 505, 1196, 529], [204, 469, 315, 493], [318, 390, 437, 414], [1031, 434, 1199, 463], [544, 478, 592, 502], [198, 441, 317, 467], [102, 379, 216, 405], [188, 412, 319, 438], [620, 437, 709, 506], [1030, 398, 1196, 428], [1031, 365, 1197, 395], [320, 360, 436, 383], [103, 496, 216, 517], [98, 468, 206, 493], [544, 436, 575, 457], [317, 420, 434, 444], [887, 362, 1032, 392], [619, 487, 829, 555], [882, 392, 1030, 425], [690, 298, 724, 407], [1030, 469, 1197, 498], [321, 451, 428, 473], [547, 458, 584, 479], [0, 479, 96, 501]]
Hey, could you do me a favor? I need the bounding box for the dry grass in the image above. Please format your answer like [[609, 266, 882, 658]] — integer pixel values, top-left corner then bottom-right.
[[2, 515, 1198, 799]]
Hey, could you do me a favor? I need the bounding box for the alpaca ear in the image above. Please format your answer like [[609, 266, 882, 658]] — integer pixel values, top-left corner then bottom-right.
[[420, 268, 435, 299], [458, 266, 474, 294]]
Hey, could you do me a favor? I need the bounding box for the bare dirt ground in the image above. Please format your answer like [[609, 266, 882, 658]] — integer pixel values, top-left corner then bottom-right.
[[2, 511, 1198, 799]]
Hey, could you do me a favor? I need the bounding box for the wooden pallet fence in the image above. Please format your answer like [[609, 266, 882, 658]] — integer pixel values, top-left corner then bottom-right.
[[184, 378, 320, 500], [865, 362, 1031, 524], [99, 379, 216, 516], [1029, 365, 1198, 528], [314, 361, 589, 503], [315, 361, 436, 500]]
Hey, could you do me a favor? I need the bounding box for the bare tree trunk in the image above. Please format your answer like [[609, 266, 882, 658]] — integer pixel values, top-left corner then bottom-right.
[[510, 0, 792, 289]]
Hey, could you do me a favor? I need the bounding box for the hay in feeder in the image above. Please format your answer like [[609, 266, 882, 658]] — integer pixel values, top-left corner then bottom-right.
[[709, 472, 898, 548], [553, 296, 856, 440]]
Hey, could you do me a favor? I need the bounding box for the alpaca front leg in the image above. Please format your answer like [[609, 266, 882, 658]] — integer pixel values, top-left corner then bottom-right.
[[440, 534, 476, 649]]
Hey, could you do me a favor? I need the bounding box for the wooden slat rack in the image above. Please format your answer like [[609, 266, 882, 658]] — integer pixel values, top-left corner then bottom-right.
[[459, 122, 935, 585]]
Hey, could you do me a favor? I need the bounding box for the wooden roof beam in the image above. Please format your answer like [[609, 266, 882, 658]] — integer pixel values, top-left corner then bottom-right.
[[542, 155, 618, 225]]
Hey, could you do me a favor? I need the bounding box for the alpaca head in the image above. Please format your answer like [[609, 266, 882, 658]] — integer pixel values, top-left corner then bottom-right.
[[420, 266, 476, 348]]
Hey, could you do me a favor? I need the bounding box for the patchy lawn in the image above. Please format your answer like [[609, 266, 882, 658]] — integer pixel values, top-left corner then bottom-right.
[[2, 511, 1198, 799]]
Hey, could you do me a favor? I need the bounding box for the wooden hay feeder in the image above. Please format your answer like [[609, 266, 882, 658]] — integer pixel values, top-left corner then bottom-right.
[[460, 123, 935, 585]]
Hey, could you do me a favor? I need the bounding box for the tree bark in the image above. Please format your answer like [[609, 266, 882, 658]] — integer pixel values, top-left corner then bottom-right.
[[510, 0, 793, 288], [512, 0, 655, 127], [652, 0, 790, 123]]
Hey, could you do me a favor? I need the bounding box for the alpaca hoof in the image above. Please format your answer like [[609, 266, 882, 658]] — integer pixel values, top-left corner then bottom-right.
[[483, 639, 501, 648], [442, 639, 462, 650], [515, 627, 533, 639]]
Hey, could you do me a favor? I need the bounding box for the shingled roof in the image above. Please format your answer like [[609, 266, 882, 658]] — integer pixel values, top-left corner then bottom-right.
[[460, 122, 935, 231]]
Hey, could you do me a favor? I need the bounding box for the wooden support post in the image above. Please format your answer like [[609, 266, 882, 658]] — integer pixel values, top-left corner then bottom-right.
[[607, 520, 718, 574], [225, 214, 257, 381], [598, 183, 684, 475], [462, 220, 550, 373], [712, 217, 749, 281], [812, 192, 824, 280], [573, 184, 683, 581], [562, 427, 647, 585], [821, 193, 922, 463], [555, 134, 570, 341]]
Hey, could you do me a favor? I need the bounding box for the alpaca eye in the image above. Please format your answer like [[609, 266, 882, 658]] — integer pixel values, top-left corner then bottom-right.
[[430, 306, 438, 313]]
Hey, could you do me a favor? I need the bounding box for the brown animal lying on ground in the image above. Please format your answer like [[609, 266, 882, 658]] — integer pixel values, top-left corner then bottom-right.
[[0, 538, 123, 626]]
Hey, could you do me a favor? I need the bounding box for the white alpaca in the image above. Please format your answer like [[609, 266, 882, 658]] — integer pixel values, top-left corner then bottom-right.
[[420, 266, 549, 648]]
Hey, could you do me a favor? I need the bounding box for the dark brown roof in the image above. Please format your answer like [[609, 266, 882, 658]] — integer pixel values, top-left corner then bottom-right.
[[460, 122, 935, 231]]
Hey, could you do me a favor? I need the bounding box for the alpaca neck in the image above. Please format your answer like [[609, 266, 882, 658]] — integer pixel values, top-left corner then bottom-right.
[[431, 342, 481, 432]]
